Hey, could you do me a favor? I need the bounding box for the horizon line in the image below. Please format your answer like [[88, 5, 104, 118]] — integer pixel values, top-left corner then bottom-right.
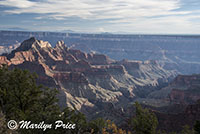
[[1, 29, 200, 36]]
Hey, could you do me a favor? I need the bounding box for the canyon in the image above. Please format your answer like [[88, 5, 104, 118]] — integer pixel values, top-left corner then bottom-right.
[[1, 30, 200, 75], [1, 31, 200, 132], [0, 37, 176, 116]]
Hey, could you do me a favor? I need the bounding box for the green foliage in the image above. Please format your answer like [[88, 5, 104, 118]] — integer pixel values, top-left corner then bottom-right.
[[130, 102, 158, 134], [59, 108, 89, 134], [168, 132, 177, 134], [181, 125, 194, 134], [2, 66, 199, 134], [156, 130, 167, 134], [0, 66, 61, 133], [194, 121, 200, 134], [0, 110, 18, 134], [0, 66, 42, 120], [88, 118, 106, 134], [197, 99, 200, 104], [0, 66, 110, 134], [102, 120, 128, 134]]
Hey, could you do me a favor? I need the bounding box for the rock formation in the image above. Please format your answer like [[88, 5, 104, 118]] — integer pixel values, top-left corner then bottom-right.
[[147, 74, 200, 106], [156, 102, 200, 132], [0, 37, 176, 117], [1, 30, 200, 75]]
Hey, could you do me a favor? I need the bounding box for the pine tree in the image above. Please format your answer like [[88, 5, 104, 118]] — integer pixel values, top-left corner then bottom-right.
[[194, 121, 200, 134], [0, 66, 42, 120], [0, 110, 18, 134], [0, 66, 99, 134], [0, 66, 127, 134], [130, 102, 158, 134], [181, 125, 194, 134]]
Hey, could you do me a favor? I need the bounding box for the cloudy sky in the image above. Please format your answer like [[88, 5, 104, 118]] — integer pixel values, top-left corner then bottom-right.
[[0, 0, 200, 34]]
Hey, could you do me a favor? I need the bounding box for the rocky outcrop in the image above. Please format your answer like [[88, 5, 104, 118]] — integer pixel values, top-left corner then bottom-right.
[[53, 72, 88, 83], [148, 74, 200, 105], [169, 89, 200, 104], [0, 56, 10, 65], [0, 37, 176, 117], [156, 102, 200, 132], [1, 30, 200, 75]]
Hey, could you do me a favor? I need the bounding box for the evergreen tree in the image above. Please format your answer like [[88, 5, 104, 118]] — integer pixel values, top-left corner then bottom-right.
[[0, 66, 106, 134], [0, 110, 18, 134], [0, 66, 42, 120], [102, 120, 128, 134], [85, 118, 105, 134], [130, 102, 158, 134], [194, 120, 200, 134], [181, 125, 194, 134]]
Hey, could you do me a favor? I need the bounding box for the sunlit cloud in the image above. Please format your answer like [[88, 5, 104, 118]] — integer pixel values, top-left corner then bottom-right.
[[0, 0, 34, 8], [0, 0, 200, 34], [0, 0, 188, 19]]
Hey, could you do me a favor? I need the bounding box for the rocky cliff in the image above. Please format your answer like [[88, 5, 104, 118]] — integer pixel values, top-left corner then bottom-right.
[[0, 37, 176, 117], [156, 102, 200, 132], [148, 74, 200, 105], [1, 30, 200, 75]]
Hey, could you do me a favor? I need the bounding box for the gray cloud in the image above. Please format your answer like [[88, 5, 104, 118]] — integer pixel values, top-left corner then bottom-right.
[[0, 0, 200, 33], [0, 0, 189, 20]]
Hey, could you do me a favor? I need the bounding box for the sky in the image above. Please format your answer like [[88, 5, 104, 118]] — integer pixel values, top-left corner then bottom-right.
[[0, 0, 200, 34]]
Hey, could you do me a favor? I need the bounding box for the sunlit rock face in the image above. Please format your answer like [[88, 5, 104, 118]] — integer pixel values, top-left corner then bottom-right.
[[0, 37, 176, 117], [1, 31, 200, 75]]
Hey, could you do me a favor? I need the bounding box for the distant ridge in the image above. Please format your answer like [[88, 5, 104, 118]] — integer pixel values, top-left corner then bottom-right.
[[1, 30, 200, 75], [0, 37, 176, 117]]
